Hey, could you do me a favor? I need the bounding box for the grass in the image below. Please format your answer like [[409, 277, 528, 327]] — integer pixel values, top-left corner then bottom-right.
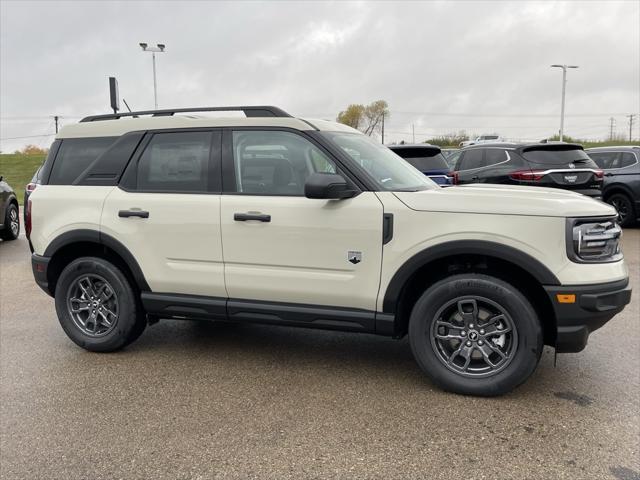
[[0, 154, 46, 205]]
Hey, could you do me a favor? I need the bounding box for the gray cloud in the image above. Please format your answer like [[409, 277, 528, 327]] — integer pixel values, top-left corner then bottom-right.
[[1, 0, 638, 152]]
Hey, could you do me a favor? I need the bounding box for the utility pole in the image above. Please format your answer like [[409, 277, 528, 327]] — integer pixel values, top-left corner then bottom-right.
[[550, 64, 579, 141], [412, 124, 415, 143], [628, 114, 636, 141], [381, 112, 385, 144], [54, 115, 59, 134], [609, 117, 616, 141]]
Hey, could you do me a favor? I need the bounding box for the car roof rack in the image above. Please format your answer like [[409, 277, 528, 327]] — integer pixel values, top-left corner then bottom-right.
[[80, 105, 292, 122]]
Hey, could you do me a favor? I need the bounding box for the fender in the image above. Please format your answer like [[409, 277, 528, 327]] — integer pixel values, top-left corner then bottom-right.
[[43, 228, 150, 291], [382, 240, 561, 313]]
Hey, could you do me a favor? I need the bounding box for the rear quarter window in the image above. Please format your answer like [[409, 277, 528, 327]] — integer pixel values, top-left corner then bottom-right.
[[48, 137, 117, 185]]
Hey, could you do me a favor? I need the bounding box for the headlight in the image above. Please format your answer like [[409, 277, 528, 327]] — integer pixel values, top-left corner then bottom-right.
[[567, 217, 623, 263]]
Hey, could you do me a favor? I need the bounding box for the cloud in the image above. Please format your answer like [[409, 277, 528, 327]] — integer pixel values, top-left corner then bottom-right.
[[1, 0, 638, 151]]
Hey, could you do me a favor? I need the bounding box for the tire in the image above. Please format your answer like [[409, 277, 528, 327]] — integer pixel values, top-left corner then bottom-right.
[[54, 257, 146, 352], [607, 193, 636, 227], [0, 203, 20, 241], [408, 273, 543, 396]]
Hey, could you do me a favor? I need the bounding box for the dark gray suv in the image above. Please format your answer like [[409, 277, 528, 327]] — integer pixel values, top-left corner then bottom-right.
[[0, 176, 20, 241], [586, 146, 640, 227]]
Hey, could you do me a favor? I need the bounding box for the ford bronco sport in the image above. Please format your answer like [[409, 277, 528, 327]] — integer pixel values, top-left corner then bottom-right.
[[28, 106, 631, 396]]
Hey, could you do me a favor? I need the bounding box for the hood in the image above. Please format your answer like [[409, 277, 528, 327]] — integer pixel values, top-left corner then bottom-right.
[[394, 184, 616, 218]]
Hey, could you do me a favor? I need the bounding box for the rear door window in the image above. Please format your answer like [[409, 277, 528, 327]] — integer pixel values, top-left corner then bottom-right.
[[484, 149, 508, 166], [588, 152, 617, 169], [48, 137, 117, 184], [619, 152, 638, 168], [458, 149, 485, 170], [136, 131, 213, 192]]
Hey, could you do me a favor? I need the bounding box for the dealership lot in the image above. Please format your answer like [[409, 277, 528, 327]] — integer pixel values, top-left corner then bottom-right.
[[0, 230, 638, 479]]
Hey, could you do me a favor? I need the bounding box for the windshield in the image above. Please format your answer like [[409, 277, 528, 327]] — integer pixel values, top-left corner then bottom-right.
[[321, 132, 437, 191]]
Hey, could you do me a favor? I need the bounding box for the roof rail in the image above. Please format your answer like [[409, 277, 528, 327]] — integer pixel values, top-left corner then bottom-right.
[[80, 106, 292, 122]]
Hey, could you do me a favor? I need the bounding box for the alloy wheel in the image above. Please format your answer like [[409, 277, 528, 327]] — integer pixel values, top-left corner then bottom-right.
[[66, 274, 119, 337], [430, 296, 518, 378]]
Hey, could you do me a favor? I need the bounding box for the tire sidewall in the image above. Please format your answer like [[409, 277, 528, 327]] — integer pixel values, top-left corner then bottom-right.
[[409, 274, 542, 396], [2, 203, 19, 240], [608, 193, 635, 227], [55, 257, 139, 352]]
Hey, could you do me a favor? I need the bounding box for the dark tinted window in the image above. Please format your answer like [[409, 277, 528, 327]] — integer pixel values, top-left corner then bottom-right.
[[588, 152, 616, 169], [232, 130, 337, 195], [522, 147, 590, 165], [619, 152, 637, 168], [391, 148, 449, 171], [458, 149, 484, 170], [137, 132, 211, 192], [485, 149, 508, 166], [49, 137, 117, 184]]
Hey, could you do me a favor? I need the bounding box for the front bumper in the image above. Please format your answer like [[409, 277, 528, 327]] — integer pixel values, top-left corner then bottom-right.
[[545, 278, 631, 353]]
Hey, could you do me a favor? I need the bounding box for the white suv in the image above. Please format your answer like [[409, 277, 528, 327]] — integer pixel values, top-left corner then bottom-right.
[[460, 134, 504, 148], [28, 106, 631, 396]]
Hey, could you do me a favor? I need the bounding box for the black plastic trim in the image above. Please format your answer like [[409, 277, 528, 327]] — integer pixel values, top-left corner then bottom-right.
[[31, 254, 50, 294], [383, 213, 394, 244], [544, 278, 631, 352], [382, 240, 561, 313], [42, 229, 151, 292], [141, 292, 227, 320], [227, 299, 376, 332]]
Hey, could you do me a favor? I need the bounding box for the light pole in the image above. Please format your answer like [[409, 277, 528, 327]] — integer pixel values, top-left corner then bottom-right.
[[550, 64, 578, 141], [139, 42, 166, 109]]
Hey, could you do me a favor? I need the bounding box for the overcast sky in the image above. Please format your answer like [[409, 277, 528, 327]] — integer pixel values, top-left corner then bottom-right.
[[1, 0, 639, 152]]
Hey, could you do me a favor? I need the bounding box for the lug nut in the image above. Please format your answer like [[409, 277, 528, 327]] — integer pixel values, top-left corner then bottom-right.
[[478, 340, 484, 346], [469, 324, 474, 329], [461, 330, 466, 336], [480, 329, 485, 335], [466, 341, 472, 347]]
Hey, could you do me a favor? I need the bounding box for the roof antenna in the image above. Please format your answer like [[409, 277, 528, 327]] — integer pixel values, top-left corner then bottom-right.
[[122, 99, 133, 112]]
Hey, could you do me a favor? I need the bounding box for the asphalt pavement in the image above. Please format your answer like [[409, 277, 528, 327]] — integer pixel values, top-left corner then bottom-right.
[[1, 229, 639, 480]]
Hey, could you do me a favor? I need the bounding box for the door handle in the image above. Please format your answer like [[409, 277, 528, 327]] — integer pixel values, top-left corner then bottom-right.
[[234, 213, 271, 222], [118, 209, 149, 219]]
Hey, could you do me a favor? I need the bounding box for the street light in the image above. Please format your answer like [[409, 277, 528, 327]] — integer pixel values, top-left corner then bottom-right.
[[550, 64, 579, 141], [139, 42, 166, 109]]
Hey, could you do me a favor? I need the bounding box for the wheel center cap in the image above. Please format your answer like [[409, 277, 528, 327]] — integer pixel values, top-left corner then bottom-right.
[[469, 331, 478, 341]]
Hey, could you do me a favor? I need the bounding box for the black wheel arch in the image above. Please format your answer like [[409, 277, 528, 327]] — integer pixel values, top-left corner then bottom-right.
[[603, 183, 635, 202], [43, 229, 150, 296], [383, 240, 560, 345]]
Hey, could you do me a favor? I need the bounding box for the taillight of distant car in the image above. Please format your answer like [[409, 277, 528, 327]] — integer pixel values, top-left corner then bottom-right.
[[26, 182, 38, 192], [594, 169, 604, 180], [509, 170, 546, 182], [448, 171, 459, 185]]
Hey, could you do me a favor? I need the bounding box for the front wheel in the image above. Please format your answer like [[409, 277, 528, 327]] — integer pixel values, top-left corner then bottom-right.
[[409, 274, 543, 396]]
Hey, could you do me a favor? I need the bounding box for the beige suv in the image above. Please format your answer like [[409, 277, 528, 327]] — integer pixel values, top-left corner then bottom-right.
[[28, 106, 631, 396]]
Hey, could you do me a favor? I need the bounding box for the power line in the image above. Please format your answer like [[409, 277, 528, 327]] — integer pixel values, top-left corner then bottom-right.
[[0, 133, 55, 141]]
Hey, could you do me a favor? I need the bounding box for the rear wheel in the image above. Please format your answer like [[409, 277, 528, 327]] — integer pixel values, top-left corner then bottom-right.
[[54, 257, 146, 352], [409, 274, 543, 396], [608, 193, 636, 227], [0, 203, 19, 240]]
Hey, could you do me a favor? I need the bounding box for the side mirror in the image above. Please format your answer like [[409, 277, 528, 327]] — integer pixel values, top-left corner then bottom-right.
[[304, 173, 356, 200]]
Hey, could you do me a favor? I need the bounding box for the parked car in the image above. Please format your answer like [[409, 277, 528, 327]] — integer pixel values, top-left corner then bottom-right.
[[388, 144, 453, 185], [586, 146, 640, 227], [451, 143, 603, 198], [24, 167, 42, 222], [28, 105, 630, 396], [459, 134, 504, 148], [0, 176, 20, 241]]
